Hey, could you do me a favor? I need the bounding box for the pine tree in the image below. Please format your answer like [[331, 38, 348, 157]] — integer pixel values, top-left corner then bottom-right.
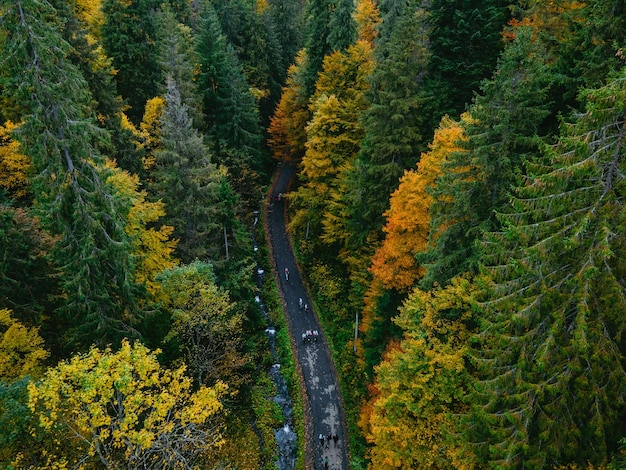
[[424, 0, 509, 122], [101, 0, 161, 123], [423, 27, 555, 288], [196, 3, 264, 184], [342, 0, 431, 249], [470, 66, 626, 468], [152, 76, 228, 265], [301, 0, 332, 97], [1, 0, 143, 353], [327, 0, 357, 52]]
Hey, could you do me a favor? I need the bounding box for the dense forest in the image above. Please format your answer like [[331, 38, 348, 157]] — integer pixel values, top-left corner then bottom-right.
[[1, 0, 626, 468]]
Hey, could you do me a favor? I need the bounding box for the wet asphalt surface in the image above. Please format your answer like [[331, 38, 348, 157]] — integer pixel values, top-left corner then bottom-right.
[[265, 162, 350, 470]]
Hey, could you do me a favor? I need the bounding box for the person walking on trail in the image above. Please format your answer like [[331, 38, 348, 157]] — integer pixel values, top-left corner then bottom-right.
[[319, 433, 325, 448], [333, 433, 338, 447], [304, 303, 309, 313], [298, 297, 303, 310], [284, 267, 289, 281]]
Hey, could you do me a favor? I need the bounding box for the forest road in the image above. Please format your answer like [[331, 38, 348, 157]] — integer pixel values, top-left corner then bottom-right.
[[265, 162, 350, 470]]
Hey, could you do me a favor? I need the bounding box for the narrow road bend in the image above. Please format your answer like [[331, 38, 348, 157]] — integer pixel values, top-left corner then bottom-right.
[[265, 162, 350, 470]]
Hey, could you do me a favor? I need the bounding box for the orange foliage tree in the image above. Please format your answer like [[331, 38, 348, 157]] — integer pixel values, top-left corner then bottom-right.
[[370, 114, 470, 291]]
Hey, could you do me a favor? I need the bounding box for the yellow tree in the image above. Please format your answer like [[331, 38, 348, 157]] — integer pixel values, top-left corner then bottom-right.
[[105, 160, 178, 296], [370, 114, 470, 291], [139, 97, 165, 173], [158, 261, 248, 389], [359, 115, 471, 374], [0, 121, 32, 201], [290, 40, 374, 249], [26, 340, 228, 469], [0, 309, 49, 381], [354, 0, 381, 45], [364, 277, 477, 469]]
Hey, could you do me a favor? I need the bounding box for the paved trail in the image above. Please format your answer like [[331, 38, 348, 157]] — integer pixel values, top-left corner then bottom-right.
[[265, 163, 349, 470]]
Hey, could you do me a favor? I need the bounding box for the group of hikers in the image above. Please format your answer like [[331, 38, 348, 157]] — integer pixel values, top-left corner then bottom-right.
[[301, 329, 319, 343]]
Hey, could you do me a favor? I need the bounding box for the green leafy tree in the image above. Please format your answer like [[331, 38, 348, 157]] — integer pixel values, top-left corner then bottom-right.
[[0, 309, 49, 381], [470, 66, 626, 468], [1, 0, 144, 353], [158, 261, 248, 388], [26, 339, 228, 469], [364, 277, 477, 469]]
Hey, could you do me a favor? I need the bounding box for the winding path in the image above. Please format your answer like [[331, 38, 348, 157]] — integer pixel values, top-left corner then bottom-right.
[[265, 163, 350, 470]]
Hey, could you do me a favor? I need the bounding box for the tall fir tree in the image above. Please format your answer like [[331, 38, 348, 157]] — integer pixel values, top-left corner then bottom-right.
[[101, 0, 161, 123], [196, 2, 264, 194], [424, 0, 509, 126], [470, 66, 626, 469], [342, 0, 431, 249], [1, 0, 143, 353], [422, 27, 555, 288], [152, 76, 228, 265], [301, 0, 333, 97]]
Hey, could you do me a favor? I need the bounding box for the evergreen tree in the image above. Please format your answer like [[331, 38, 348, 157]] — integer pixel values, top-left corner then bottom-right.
[[267, 0, 304, 73], [56, 0, 145, 177], [155, 6, 202, 126], [470, 66, 626, 468], [327, 0, 357, 52], [152, 76, 228, 265], [1, 0, 143, 353], [301, 0, 333, 97], [342, 0, 431, 248], [423, 27, 555, 288], [196, 2, 264, 187], [424, 0, 509, 124], [101, 0, 161, 123]]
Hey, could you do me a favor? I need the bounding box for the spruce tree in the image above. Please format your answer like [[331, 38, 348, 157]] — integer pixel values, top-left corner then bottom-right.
[[472, 66, 626, 468], [196, 2, 263, 181], [425, 0, 509, 123], [1, 0, 143, 352], [423, 27, 555, 288], [101, 0, 161, 123], [152, 76, 227, 265], [342, 0, 431, 247]]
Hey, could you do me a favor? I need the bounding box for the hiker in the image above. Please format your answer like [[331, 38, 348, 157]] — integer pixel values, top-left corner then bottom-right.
[[284, 267, 289, 281], [304, 303, 309, 313], [326, 433, 331, 448], [298, 297, 303, 310], [333, 433, 338, 447], [319, 433, 325, 447]]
